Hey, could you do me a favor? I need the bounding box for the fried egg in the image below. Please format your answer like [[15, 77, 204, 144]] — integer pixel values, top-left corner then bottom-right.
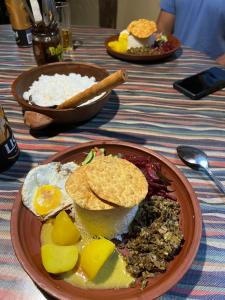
[[22, 162, 78, 220]]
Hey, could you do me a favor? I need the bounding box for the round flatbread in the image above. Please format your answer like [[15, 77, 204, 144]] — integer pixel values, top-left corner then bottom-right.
[[127, 19, 139, 33], [127, 19, 157, 39], [85, 156, 148, 207], [65, 165, 113, 210]]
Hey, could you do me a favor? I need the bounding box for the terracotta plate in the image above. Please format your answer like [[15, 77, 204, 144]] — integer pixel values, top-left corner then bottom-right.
[[105, 34, 181, 62], [11, 141, 202, 300]]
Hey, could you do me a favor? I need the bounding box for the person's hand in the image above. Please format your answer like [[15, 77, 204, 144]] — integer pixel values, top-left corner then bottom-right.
[[216, 53, 225, 66]]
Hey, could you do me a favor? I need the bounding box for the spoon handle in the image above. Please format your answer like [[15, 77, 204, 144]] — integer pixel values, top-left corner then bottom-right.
[[205, 168, 225, 195]]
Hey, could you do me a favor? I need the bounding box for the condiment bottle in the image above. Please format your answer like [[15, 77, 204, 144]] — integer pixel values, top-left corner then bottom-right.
[[0, 105, 20, 172], [32, 22, 63, 65], [5, 0, 33, 48]]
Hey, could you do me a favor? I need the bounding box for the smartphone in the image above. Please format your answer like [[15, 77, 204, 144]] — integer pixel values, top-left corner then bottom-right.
[[173, 67, 225, 99]]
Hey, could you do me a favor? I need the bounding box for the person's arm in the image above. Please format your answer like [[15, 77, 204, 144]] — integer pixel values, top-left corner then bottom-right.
[[156, 10, 175, 35], [216, 53, 225, 66]]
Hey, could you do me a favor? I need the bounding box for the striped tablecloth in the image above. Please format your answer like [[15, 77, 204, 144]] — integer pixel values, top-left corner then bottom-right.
[[0, 24, 225, 300]]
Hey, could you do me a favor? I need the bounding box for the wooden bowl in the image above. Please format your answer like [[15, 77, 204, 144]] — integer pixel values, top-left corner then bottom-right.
[[105, 34, 181, 62], [11, 140, 202, 300], [12, 62, 110, 124]]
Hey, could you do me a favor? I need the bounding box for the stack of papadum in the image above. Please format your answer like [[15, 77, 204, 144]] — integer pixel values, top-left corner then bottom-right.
[[127, 19, 157, 39], [66, 155, 148, 211]]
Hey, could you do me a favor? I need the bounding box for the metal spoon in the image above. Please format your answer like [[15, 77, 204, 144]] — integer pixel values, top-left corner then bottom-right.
[[177, 145, 225, 194]]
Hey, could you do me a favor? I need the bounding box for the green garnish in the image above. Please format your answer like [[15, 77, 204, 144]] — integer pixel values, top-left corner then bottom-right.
[[81, 147, 106, 165], [82, 150, 95, 165]]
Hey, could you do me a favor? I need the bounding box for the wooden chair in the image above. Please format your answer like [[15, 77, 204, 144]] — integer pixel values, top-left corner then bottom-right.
[[98, 0, 117, 28]]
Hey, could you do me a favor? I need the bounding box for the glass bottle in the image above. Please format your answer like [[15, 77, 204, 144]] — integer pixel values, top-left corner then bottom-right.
[[5, 0, 32, 47], [0, 105, 20, 172]]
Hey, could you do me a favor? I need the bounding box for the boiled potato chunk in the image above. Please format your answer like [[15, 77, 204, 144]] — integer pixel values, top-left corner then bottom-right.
[[41, 244, 78, 274], [40, 220, 54, 245], [80, 238, 115, 280], [52, 211, 80, 245]]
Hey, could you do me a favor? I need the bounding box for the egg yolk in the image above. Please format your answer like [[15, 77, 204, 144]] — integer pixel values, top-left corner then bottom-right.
[[33, 185, 62, 216]]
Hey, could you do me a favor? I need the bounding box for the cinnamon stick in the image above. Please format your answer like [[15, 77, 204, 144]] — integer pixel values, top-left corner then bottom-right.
[[57, 69, 127, 109]]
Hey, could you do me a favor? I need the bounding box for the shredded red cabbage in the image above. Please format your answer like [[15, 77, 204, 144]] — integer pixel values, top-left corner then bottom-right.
[[123, 154, 174, 200]]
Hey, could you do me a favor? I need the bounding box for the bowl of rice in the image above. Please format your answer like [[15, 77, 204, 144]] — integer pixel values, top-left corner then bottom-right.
[[12, 62, 110, 125]]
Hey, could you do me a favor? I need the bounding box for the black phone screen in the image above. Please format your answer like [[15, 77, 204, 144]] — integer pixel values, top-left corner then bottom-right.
[[174, 67, 225, 99]]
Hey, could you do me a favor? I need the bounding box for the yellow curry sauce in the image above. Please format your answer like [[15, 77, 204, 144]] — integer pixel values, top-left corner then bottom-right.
[[40, 220, 134, 289]]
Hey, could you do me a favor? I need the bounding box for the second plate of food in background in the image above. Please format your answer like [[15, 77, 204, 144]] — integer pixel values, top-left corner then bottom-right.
[[105, 34, 181, 62]]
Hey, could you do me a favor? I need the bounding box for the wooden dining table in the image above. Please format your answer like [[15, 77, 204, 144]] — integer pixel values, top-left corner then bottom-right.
[[0, 24, 225, 299]]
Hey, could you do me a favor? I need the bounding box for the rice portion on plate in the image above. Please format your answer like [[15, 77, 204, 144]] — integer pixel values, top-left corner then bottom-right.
[[23, 73, 103, 107]]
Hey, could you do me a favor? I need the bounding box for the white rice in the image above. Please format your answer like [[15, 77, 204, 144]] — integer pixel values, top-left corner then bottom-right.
[[121, 28, 156, 50], [74, 204, 139, 240], [23, 73, 104, 107]]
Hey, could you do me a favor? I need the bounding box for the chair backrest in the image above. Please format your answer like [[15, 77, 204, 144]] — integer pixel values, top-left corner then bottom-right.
[[98, 0, 117, 28]]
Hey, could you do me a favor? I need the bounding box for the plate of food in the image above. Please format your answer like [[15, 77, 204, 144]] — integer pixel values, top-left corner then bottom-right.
[[11, 140, 202, 300], [105, 19, 181, 62]]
